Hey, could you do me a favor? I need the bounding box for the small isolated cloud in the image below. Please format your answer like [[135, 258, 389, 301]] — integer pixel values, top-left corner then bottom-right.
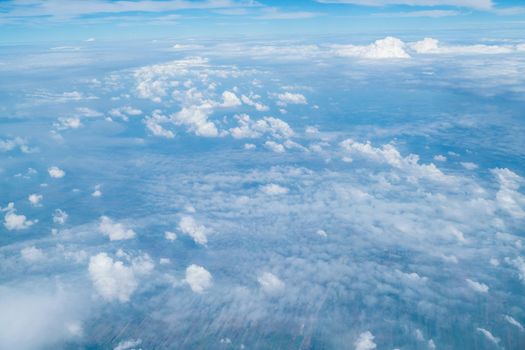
[[28, 194, 43, 206], [48, 166, 65, 178], [257, 272, 285, 294], [20, 246, 45, 263], [0, 137, 33, 153], [264, 140, 285, 153], [92, 185, 102, 197], [185, 264, 212, 293], [221, 91, 242, 107], [114, 338, 142, 350], [179, 216, 209, 245], [53, 209, 68, 225], [461, 162, 479, 170], [99, 216, 136, 241], [354, 331, 377, 350], [276, 92, 307, 106], [3, 203, 35, 231], [505, 315, 524, 331], [332, 36, 410, 59], [88, 252, 153, 302], [476, 328, 500, 345], [260, 183, 289, 195], [466, 278, 489, 293], [109, 106, 143, 121], [165, 231, 177, 241], [54, 117, 83, 130]]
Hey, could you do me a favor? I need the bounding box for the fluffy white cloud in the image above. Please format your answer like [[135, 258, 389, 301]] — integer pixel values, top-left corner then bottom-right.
[[53, 209, 68, 225], [173, 104, 218, 137], [144, 110, 175, 139], [185, 264, 212, 293], [89, 253, 137, 302], [54, 117, 82, 130], [99, 216, 136, 241], [48, 166, 65, 178], [109, 106, 143, 121], [165, 231, 177, 241], [179, 216, 209, 245], [229, 114, 294, 139], [0, 137, 33, 153], [241, 94, 269, 111], [264, 140, 285, 153], [505, 315, 524, 331], [332, 36, 410, 59], [20, 246, 45, 262], [257, 272, 285, 293], [354, 331, 377, 350], [3, 203, 35, 231], [411, 37, 513, 54], [276, 92, 307, 106], [28, 194, 43, 206], [466, 278, 489, 293], [491, 168, 525, 218], [340, 139, 448, 182], [88, 252, 153, 302], [260, 183, 289, 195], [221, 91, 242, 107]]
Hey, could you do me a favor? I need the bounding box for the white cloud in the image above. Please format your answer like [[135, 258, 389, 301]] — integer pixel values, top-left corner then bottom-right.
[[3, 203, 35, 231], [466, 278, 489, 293], [410, 37, 514, 54], [20, 246, 45, 262], [332, 36, 410, 59], [53, 209, 68, 225], [48, 166, 66, 178], [54, 117, 82, 130], [241, 94, 269, 111], [433, 154, 447, 162], [354, 331, 377, 350], [505, 315, 524, 331], [179, 216, 209, 245], [221, 90, 242, 107], [89, 253, 137, 302], [491, 168, 525, 218], [165, 231, 177, 241], [144, 111, 175, 139], [476, 328, 500, 345], [88, 252, 153, 302], [340, 139, 448, 182], [264, 140, 285, 153], [257, 272, 285, 293], [92, 185, 102, 197], [109, 106, 143, 121], [114, 338, 142, 350], [28, 194, 43, 206], [260, 183, 289, 195], [76, 107, 103, 117], [507, 256, 525, 283], [229, 114, 294, 139], [316, 0, 493, 10], [99, 216, 136, 241], [461, 162, 478, 170], [276, 92, 307, 106], [185, 264, 212, 293], [0, 137, 33, 153]]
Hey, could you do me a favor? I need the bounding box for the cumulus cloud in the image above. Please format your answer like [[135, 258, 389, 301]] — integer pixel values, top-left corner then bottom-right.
[[410, 37, 514, 54], [144, 110, 175, 139], [0, 137, 33, 153], [20, 246, 45, 262], [221, 90, 242, 107], [491, 168, 525, 218], [172, 104, 219, 137], [185, 264, 212, 293], [88, 252, 153, 302], [229, 114, 294, 139], [3, 203, 35, 231], [165, 231, 177, 241], [276, 92, 308, 106], [260, 183, 289, 195], [53, 209, 68, 225], [99, 216, 136, 241], [48, 166, 65, 178], [114, 338, 142, 350], [264, 140, 285, 153], [179, 216, 209, 245], [28, 194, 43, 206], [354, 331, 376, 350], [54, 117, 82, 130], [109, 106, 143, 121], [466, 278, 489, 293], [332, 36, 410, 59], [257, 272, 285, 293]]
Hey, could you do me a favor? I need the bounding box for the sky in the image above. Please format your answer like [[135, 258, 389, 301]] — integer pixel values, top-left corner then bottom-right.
[[1, 1, 525, 350], [1, 0, 525, 42]]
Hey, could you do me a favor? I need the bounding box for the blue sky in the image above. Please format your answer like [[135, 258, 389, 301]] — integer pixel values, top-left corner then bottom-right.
[[1, 0, 525, 43]]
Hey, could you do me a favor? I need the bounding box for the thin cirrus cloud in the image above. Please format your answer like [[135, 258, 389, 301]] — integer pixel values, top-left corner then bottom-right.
[[316, 0, 493, 10]]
